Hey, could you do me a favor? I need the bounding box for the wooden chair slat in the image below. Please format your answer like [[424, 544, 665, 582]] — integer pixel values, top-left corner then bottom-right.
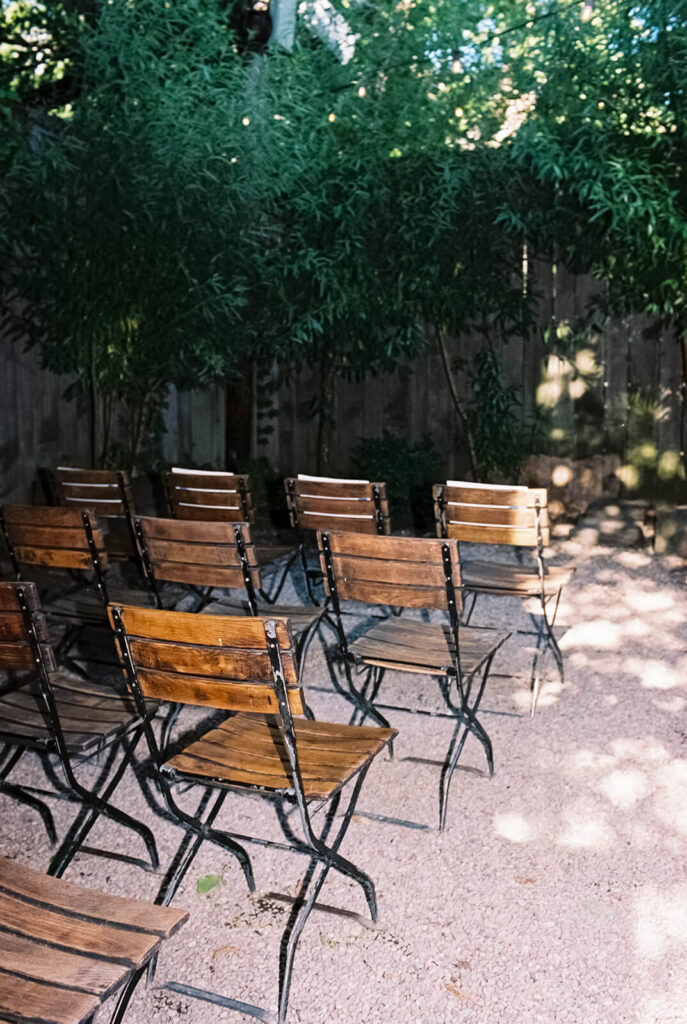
[[136, 668, 303, 715], [167, 472, 248, 490], [0, 967, 99, 1024], [293, 495, 380, 517], [287, 479, 382, 500], [129, 638, 299, 685], [326, 554, 451, 589], [12, 547, 96, 570], [2, 505, 91, 527], [5, 524, 98, 550], [169, 490, 245, 509], [0, 612, 48, 643], [334, 578, 451, 609], [0, 643, 35, 671], [112, 605, 292, 651], [0, 931, 128, 998], [442, 503, 549, 528], [144, 538, 253, 568], [323, 530, 460, 565], [52, 468, 130, 485], [0, 587, 40, 612], [442, 523, 547, 546], [0, 856, 186, 938], [294, 513, 381, 534], [145, 561, 252, 590], [436, 484, 548, 508], [138, 518, 252, 546], [0, 890, 158, 966]]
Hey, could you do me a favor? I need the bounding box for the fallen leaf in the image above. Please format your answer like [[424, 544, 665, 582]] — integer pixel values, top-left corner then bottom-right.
[[212, 945, 240, 959], [445, 983, 473, 1002], [196, 873, 222, 894], [516, 876, 537, 884]]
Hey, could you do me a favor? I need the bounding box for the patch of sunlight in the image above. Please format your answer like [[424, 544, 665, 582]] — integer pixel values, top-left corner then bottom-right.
[[575, 348, 598, 375], [570, 749, 616, 771], [617, 463, 640, 488], [652, 694, 687, 714], [568, 377, 587, 399], [552, 462, 573, 486], [604, 694, 619, 706], [559, 806, 614, 849], [634, 883, 687, 957], [615, 550, 653, 569], [597, 768, 649, 809], [626, 591, 676, 613], [653, 760, 687, 836], [610, 738, 669, 763], [563, 620, 621, 649], [624, 618, 651, 638], [493, 812, 534, 843], [626, 658, 682, 690]]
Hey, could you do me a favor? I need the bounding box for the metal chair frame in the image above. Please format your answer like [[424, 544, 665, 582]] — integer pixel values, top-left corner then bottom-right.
[[319, 531, 507, 830], [111, 605, 393, 1024], [0, 582, 158, 878], [434, 483, 570, 713]]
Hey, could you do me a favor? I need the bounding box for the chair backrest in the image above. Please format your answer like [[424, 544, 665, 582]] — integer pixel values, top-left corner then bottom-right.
[[109, 604, 305, 716], [49, 466, 134, 518], [318, 530, 463, 614], [285, 475, 390, 536], [163, 467, 254, 524], [433, 482, 550, 547], [135, 516, 260, 610], [0, 504, 110, 576], [0, 581, 56, 674]]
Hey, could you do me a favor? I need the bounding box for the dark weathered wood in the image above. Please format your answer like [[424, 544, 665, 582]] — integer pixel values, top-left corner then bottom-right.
[[0, 968, 100, 1024], [2, 505, 93, 527], [334, 579, 452, 610], [165, 470, 255, 524], [0, 643, 35, 671], [461, 559, 575, 595], [0, 856, 186, 938], [0, 853, 187, 1024], [134, 668, 304, 715], [287, 478, 383, 499], [292, 495, 379, 517], [112, 604, 292, 650], [0, 587, 40, 612], [143, 538, 255, 568], [166, 712, 396, 799], [138, 517, 253, 546], [12, 546, 96, 570], [146, 561, 252, 590], [351, 620, 508, 676], [327, 554, 451, 589], [321, 530, 460, 565], [129, 638, 298, 685], [295, 513, 381, 534]]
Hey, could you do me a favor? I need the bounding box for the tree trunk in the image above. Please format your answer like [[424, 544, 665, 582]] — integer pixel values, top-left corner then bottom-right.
[[680, 329, 687, 480], [435, 323, 479, 480]]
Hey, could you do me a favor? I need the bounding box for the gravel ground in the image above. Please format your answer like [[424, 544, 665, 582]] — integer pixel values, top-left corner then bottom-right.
[[2, 533, 686, 1024]]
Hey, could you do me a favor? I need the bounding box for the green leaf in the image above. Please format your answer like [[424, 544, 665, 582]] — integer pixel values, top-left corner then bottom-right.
[[196, 873, 222, 895]]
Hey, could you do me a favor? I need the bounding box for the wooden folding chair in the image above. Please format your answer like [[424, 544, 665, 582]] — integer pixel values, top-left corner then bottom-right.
[[49, 465, 137, 561], [110, 603, 396, 1024], [0, 503, 150, 657], [433, 481, 576, 713], [0, 581, 158, 878], [284, 474, 391, 604], [134, 515, 323, 701], [164, 466, 295, 597], [0, 854, 186, 1024], [317, 530, 509, 830]]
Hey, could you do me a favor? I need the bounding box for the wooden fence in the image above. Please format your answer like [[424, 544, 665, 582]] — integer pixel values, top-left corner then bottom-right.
[[1, 263, 685, 506]]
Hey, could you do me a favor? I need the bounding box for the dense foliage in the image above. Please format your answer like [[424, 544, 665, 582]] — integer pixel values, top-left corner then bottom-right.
[[2, 0, 686, 474]]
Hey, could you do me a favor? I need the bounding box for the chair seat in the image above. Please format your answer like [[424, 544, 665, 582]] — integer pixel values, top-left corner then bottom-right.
[[164, 712, 397, 800], [45, 586, 155, 623], [461, 560, 575, 596], [350, 619, 509, 676], [0, 855, 186, 1024], [204, 599, 322, 637], [0, 671, 142, 753]]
